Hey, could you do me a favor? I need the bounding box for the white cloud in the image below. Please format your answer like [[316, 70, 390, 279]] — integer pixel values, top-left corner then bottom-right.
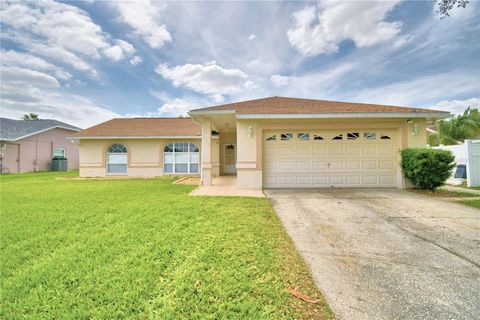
[[0, 77, 120, 128], [115, 39, 136, 55], [155, 63, 251, 101], [351, 72, 479, 109], [127, 96, 206, 118], [433, 98, 480, 114], [1, 49, 72, 81], [270, 74, 291, 87], [287, 1, 402, 56], [248, 34, 256, 40], [1, 66, 60, 88], [130, 56, 143, 66], [102, 45, 124, 61], [109, 0, 172, 48], [0, 0, 136, 78]]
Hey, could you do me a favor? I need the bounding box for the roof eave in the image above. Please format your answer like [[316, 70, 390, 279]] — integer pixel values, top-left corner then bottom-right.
[[1, 125, 81, 142], [70, 135, 204, 140], [235, 112, 450, 120], [188, 110, 235, 117]]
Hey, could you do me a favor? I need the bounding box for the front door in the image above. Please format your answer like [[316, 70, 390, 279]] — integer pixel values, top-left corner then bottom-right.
[[224, 144, 237, 175]]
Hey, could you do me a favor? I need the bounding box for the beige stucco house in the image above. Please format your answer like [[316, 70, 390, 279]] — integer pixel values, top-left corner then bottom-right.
[[73, 97, 450, 189]]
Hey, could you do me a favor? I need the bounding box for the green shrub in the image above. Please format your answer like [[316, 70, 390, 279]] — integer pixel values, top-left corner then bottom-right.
[[401, 148, 455, 190]]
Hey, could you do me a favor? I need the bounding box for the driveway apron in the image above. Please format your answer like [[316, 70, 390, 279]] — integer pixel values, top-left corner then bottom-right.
[[265, 188, 480, 320]]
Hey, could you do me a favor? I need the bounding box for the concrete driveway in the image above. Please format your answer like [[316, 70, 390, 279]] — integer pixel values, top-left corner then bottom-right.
[[265, 188, 480, 320]]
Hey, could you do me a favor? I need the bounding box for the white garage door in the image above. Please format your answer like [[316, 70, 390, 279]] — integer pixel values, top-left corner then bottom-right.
[[263, 130, 398, 188]]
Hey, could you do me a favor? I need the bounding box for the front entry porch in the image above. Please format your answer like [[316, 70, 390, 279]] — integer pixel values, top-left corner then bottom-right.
[[189, 176, 265, 197]]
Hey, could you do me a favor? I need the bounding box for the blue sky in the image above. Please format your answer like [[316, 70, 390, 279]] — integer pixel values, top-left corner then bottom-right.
[[1, 0, 479, 128]]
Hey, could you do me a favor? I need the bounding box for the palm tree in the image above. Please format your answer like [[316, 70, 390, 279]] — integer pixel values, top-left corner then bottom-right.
[[430, 107, 480, 145], [22, 113, 39, 120]]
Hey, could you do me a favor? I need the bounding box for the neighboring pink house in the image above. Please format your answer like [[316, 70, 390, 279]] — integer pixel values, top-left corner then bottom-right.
[[0, 118, 81, 173]]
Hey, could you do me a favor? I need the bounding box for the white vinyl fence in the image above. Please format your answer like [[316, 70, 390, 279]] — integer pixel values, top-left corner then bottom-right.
[[433, 139, 480, 187]]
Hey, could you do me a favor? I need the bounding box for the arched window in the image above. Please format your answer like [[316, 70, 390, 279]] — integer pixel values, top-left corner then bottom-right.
[[107, 143, 128, 174], [164, 142, 199, 174]]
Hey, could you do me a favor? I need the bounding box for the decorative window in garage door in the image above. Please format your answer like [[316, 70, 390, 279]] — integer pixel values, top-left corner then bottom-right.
[[313, 134, 324, 140], [347, 132, 360, 140], [281, 133, 293, 141], [164, 142, 199, 174], [297, 133, 310, 141], [364, 132, 376, 140], [380, 134, 392, 140], [265, 134, 277, 141], [332, 134, 343, 140]]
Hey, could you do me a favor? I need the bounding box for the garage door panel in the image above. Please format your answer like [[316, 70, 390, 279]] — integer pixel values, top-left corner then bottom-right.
[[346, 161, 361, 170], [279, 161, 295, 171], [313, 176, 328, 185], [329, 161, 344, 170], [263, 129, 397, 188], [379, 175, 394, 185], [312, 161, 328, 170], [296, 176, 311, 185], [363, 161, 377, 170], [346, 146, 362, 156], [295, 161, 311, 171], [362, 146, 377, 156], [346, 176, 362, 185], [296, 147, 310, 156], [378, 145, 394, 155], [363, 176, 378, 185], [379, 160, 394, 170], [329, 146, 344, 156], [312, 146, 328, 156], [280, 176, 295, 185], [329, 176, 344, 185]]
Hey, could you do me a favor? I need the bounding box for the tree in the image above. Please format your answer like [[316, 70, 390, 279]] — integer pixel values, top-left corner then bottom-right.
[[436, 0, 469, 18], [430, 107, 480, 145], [22, 113, 39, 120]]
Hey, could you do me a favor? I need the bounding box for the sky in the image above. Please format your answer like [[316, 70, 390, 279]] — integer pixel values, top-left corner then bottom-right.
[[0, 0, 479, 128]]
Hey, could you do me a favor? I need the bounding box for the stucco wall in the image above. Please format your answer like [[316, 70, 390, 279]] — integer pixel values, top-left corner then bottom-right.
[[235, 117, 428, 189], [1, 128, 79, 173], [79, 138, 202, 177]]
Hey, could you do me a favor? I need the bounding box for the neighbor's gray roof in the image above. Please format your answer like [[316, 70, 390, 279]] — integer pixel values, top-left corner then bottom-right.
[[0, 118, 81, 141]]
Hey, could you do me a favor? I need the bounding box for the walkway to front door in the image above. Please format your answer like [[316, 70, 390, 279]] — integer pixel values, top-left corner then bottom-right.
[[189, 176, 264, 197]]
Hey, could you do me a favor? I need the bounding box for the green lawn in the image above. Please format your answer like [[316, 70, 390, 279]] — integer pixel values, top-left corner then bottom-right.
[[459, 199, 480, 209], [0, 172, 332, 319]]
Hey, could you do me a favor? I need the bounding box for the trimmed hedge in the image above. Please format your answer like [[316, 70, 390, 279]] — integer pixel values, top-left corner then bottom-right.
[[401, 148, 455, 190]]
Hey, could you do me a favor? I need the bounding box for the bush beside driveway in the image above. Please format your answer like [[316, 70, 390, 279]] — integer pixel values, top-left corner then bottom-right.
[[0, 172, 332, 319]]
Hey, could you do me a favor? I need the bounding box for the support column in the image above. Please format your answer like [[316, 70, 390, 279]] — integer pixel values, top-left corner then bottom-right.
[[201, 120, 212, 186]]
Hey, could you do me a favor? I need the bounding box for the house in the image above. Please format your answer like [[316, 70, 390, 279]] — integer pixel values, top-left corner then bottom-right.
[[0, 118, 81, 173], [73, 97, 450, 189]]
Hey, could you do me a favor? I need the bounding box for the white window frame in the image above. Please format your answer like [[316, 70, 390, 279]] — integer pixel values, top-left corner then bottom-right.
[[107, 144, 128, 175], [163, 142, 199, 174], [52, 148, 65, 157]]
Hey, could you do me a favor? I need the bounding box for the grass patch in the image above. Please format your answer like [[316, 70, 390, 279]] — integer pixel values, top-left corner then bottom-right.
[[0, 171, 332, 319], [458, 199, 480, 209], [409, 188, 480, 198]]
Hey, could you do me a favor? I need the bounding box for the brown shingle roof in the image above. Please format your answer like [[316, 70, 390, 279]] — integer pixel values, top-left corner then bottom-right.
[[72, 118, 201, 138], [190, 96, 448, 114]]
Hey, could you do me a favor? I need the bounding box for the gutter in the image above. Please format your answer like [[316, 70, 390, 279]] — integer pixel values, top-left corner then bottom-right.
[[234, 112, 450, 120], [68, 135, 208, 140]]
